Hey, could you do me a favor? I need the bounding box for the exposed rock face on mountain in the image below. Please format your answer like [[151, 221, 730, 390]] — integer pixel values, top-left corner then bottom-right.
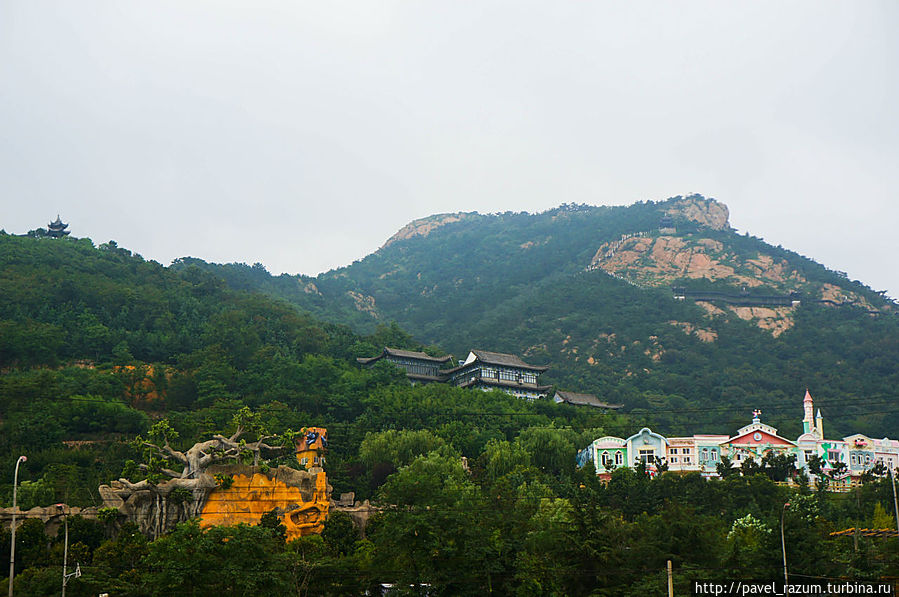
[[590, 235, 800, 289], [381, 212, 481, 248], [347, 290, 379, 317], [176, 194, 899, 435], [586, 230, 886, 335], [666, 196, 730, 230]]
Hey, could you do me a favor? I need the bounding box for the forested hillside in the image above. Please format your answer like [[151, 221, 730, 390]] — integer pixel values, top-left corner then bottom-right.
[[186, 195, 899, 439], [1, 232, 611, 502], [3, 227, 899, 594]]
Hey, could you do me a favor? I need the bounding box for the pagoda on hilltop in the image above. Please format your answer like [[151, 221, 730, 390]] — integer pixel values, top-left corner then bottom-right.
[[47, 215, 70, 238]]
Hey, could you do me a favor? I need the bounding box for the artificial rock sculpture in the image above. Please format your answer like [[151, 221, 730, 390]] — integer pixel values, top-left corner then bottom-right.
[[99, 423, 330, 541]]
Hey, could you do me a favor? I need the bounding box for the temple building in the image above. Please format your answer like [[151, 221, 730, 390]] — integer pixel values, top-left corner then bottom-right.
[[553, 391, 623, 411], [357, 347, 551, 399], [356, 347, 454, 384], [47, 215, 70, 238], [658, 215, 676, 234], [443, 349, 551, 399]]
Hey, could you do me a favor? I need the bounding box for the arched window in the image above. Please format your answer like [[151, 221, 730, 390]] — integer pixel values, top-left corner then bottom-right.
[[615, 451, 623, 465], [601, 452, 611, 467]]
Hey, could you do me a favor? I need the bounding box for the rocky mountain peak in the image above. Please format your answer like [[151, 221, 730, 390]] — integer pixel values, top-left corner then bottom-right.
[[666, 195, 730, 230], [382, 212, 481, 249]]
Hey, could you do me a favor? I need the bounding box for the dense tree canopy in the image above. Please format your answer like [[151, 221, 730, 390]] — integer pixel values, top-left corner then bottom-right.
[[2, 222, 898, 595]]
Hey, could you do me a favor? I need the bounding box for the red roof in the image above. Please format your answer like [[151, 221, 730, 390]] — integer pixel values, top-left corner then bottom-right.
[[728, 428, 795, 447]]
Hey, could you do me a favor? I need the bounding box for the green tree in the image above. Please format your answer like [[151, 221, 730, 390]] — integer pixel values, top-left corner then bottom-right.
[[140, 520, 290, 596]]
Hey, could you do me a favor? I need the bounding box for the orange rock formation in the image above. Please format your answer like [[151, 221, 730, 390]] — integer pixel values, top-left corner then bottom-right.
[[199, 428, 331, 541]]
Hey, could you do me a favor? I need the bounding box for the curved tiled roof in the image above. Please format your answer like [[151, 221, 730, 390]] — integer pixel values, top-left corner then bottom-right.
[[356, 347, 453, 365], [554, 391, 622, 409], [469, 349, 548, 372]]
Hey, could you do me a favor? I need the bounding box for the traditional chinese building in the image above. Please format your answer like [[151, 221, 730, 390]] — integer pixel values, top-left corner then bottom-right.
[[553, 391, 623, 411], [357, 346, 552, 399], [47, 215, 70, 238], [659, 215, 676, 234], [443, 349, 551, 399], [356, 347, 454, 384]]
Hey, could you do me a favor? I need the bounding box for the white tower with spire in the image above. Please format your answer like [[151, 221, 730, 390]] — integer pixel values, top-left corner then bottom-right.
[[802, 389, 815, 434]]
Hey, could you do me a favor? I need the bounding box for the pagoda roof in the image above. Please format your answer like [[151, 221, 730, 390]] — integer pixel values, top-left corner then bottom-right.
[[460, 349, 549, 372], [48, 215, 68, 228], [356, 347, 453, 366], [554, 391, 622, 409]]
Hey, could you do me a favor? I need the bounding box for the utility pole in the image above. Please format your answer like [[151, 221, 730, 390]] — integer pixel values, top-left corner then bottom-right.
[[781, 502, 790, 597], [890, 467, 899, 539], [57, 504, 80, 597], [667, 560, 673, 597], [61, 506, 68, 597], [8, 455, 26, 597]]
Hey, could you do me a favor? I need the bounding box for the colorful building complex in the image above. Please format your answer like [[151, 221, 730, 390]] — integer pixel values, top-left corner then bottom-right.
[[578, 391, 899, 490]]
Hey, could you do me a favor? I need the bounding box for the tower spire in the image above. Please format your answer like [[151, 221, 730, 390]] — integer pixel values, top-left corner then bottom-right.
[[802, 389, 814, 434]]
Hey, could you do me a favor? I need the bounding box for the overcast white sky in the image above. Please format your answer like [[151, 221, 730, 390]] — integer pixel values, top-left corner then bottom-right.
[[2, 2, 897, 297]]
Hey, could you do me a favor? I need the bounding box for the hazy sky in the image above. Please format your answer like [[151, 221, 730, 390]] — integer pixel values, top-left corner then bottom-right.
[[2, 2, 897, 297]]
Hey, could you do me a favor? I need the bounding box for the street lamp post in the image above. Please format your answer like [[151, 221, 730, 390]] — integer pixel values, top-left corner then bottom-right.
[[781, 502, 791, 597], [8, 455, 26, 597]]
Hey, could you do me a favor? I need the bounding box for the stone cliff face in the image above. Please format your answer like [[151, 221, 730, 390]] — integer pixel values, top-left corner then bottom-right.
[[588, 230, 882, 337], [589, 235, 805, 291], [666, 196, 730, 230], [382, 212, 481, 249]]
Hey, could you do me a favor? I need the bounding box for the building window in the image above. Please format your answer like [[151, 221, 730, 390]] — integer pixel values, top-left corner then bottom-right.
[[684, 457, 691, 464], [711, 451, 718, 462], [499, 369, 517, 382], [615, 451, 623, 466], [670, 448, 678, 455], [670, 457, 678, 464], [639, 448, 655, 464], [601, 452, 611, 468], [300, 457, 308, 466]]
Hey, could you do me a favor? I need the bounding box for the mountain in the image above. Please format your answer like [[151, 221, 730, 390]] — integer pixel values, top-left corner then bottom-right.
[[184, 195, 899, 438], [3, 200, 899, 593], [0, 231, 610, 507]]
